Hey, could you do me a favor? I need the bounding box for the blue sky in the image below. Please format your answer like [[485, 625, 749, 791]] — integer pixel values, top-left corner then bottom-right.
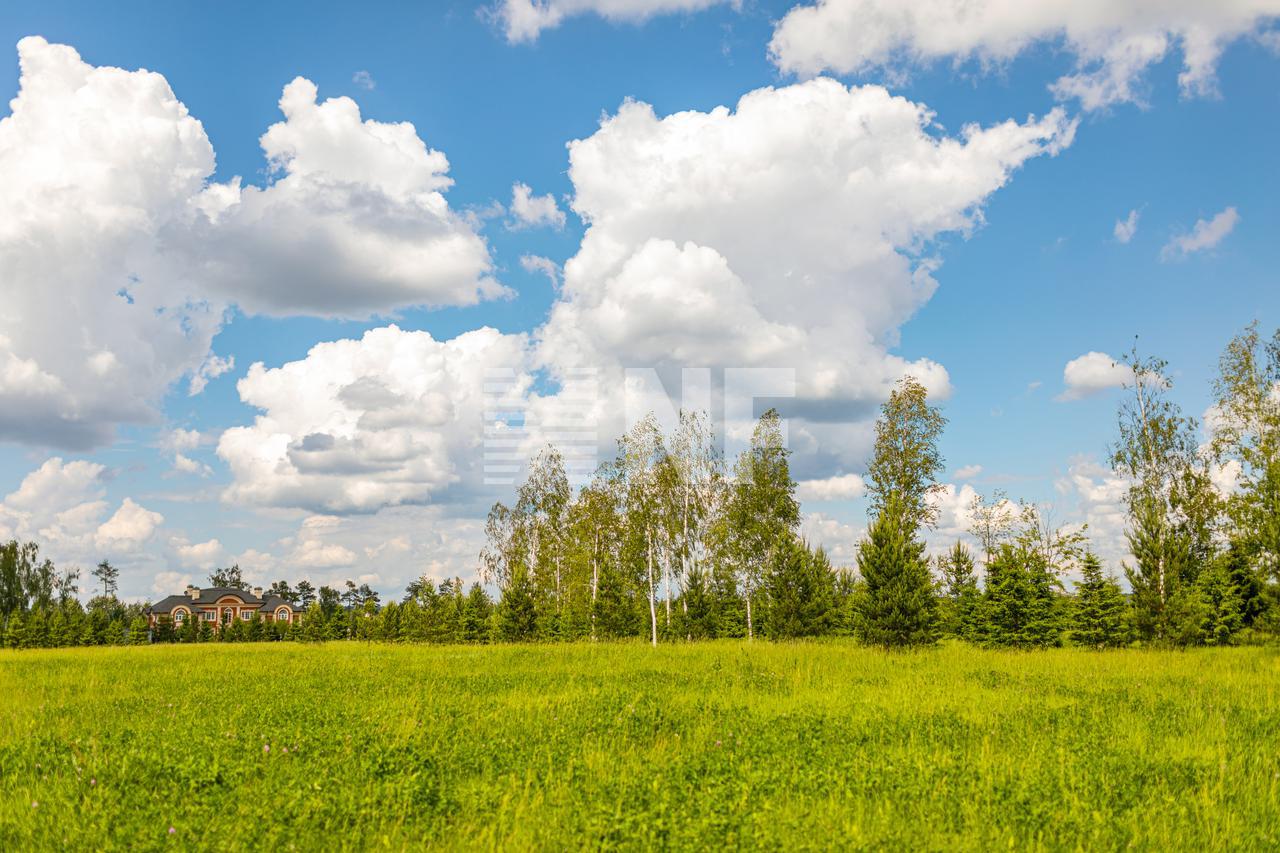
[[1, 0, 1277, 598]]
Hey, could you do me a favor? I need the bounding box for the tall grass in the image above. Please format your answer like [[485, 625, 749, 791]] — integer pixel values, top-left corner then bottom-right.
[[2, 642, 1278, 850]]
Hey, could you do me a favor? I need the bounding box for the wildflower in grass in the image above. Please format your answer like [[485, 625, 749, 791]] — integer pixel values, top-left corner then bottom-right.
[[168, 826, 175, 835], [263, 744, 270, 753]]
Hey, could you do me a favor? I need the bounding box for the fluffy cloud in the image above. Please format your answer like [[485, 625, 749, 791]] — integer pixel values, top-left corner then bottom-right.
[[0, 457, 165, 565], [800, 512, 863, 566], [172, 537, 224, 569], [797, 473, 866, 502], [218, 324, 531, 514], [1160, 206, 1240, 260], [953, 464, 983, 480], [537, 79, 1073, 467], [95, 498, 164, 550], [1114, 209, 1140, 243], [1057, 351, 1132, 400], [492, 0, 733, 43], [0, 37, 224, 449], [190, 78, 503, 316], [509, 182, 566, 229], [0, 38, 501, 449], [770, 1, 1280, 109], [1053, 456, 1131, 567]]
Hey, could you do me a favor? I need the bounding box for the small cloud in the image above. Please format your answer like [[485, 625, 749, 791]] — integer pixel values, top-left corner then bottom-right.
[[172, 453, 212, 478], [1057, 351, 1133, 401], [520, 254, 561, 288], [954, 464, 983, 480], [1026, 380, 1042, 393], [1161, 206, 1239, 261], [352, 70, 375, 90], [507, 182, 565, 230], [189, 353, 234, 396], [796, 473, 865, 503], [1114, 209, 1139, 244]]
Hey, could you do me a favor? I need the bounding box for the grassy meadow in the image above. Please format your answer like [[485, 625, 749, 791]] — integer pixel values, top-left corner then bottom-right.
[[1, 642, 1279, 851]]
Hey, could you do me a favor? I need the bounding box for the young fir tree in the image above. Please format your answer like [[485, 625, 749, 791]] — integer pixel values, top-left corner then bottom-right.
[[764, 539, 834, 639], [679, 566, 716, 640], [462, 583, 493, 643], [855, 493, 938, 647], [1195, 559, 1244, 646], [496, 565, 538, 641], [938, 542, 980, 641], [1072, 553, 1129, 649], [981, 545, 1063, 649]]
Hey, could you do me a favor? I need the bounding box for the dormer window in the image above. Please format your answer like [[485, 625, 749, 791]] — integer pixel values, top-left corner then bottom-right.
[[276, 608, 290, 621]]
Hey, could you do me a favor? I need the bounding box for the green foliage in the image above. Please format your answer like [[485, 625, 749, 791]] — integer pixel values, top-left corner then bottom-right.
[[937, 542, 980, 640], [865, 376, 947, 528], [855, 494, 937, 647], [763, 539, 834, 638], [1072, 554, 1130, 649], [496, 566, 538, 642], [981, 545, 1062, 649]]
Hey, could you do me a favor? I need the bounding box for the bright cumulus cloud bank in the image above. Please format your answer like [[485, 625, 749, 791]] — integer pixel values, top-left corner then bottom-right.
[[2, 34, 1092, 594]]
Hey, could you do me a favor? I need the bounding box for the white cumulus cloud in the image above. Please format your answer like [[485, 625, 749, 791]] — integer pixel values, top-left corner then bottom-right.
[[509, 182, 566, 229], [1058, 351, 1133, 401], [769, 0, 1280, 109], [797, 473, 866, 502], [0, 38, 504, 449], [217, 324, 531, 514]]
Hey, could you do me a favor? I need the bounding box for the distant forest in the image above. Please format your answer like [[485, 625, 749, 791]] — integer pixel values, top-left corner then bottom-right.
[[3, 323, 1278, 650]]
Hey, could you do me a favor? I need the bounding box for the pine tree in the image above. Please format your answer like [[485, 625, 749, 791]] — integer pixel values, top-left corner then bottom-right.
[[764, 539, 834, 638], [1072, 554, 1129, 649], [855, 494, 938, 647]]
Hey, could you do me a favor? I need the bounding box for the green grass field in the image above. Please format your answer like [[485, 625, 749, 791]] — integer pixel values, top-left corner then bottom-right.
[[2, 642, 1278, 851]]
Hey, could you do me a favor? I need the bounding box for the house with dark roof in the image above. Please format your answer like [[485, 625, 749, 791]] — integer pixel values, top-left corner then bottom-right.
[[148, 585, 300, 630]]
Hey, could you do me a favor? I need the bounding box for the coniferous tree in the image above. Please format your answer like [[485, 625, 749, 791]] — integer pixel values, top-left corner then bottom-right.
[[1072, 554, 1129, 649], [496, 566, 538, 641], [938, 542, 980, 640], [981, 545, 1063, 648], [92, 559, 119, 598], [462, 583, 493, 643], [855, 494, 938, 647], [764, 539, 834, 638], [1195, 559, 1244, 646]]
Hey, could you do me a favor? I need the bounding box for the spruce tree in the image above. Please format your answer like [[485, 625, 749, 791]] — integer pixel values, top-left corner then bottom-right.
[[938, 542, 980, 640], [982, 545, 1063, 648], [855, 493, 938, 647], [1196, 560, 1244, 646], [1072, 553, 1129, 649], [764, 538, 835, 638], [496, 566, 538, 641]]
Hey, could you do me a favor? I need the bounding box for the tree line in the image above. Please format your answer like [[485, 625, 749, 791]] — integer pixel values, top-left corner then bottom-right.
[[2, 323, 1278, 650]]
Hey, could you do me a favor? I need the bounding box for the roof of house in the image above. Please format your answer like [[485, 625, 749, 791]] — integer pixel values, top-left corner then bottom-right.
[[149, 587, 298, 614]]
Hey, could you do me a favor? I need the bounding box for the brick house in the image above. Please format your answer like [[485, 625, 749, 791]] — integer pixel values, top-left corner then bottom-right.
[[148, 586, 300, 630]]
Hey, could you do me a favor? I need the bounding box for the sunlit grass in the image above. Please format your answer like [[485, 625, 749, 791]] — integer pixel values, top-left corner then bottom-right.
[[2, 642, 1278, 850]]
